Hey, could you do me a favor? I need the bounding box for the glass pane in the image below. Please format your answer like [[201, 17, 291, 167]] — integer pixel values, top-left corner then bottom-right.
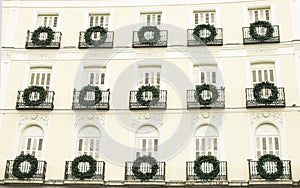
[[269, 70, 274, 82], [38, 139, 43, 151], [78, 139, 83, 151], [142, 139, 146, 151], [252, 70, 257, 83], [154, 139, 158, 152], [212, 72, 216, 83], [27, 138, 32, 150]]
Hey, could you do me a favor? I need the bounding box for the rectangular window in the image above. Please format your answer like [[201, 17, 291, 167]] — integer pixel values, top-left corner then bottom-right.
[[194, 11, 215, 26], [138, 66, 161, 89], [140, 12, 162, 26], [77, 138, 100, 160], [136, 138, 159, 159], [20, 137, 43, 158], [89, 14, 109, 29], [256, 136, 280, 158], [251, 63, 275, 86], [248, 8, 271, 23], [83, 67, 106, 89], [37, 15, 58, 30], [29, 67, 52, 91], [195, 137, 218, 158], [193, 65, 217, 85]]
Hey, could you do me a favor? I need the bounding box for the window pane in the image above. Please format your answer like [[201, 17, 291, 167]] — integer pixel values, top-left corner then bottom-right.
[[142, 139, 146, 151], [252, 70, 257, 83], [38, 139, 43, 151], [212, 72, 216, 83], [154, 139, 158, 151], [78, 139, 83, 151]]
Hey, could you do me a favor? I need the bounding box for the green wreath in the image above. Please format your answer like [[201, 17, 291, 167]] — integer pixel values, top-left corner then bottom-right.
[[257, 154, 284, 180], [195, 84, 219, 105], [23, 86, 47, 106], [194, 155, 220, 180], [71, 155, 97, 180], [84, 26, 108, 45], [78, 85, 102, 106], [132, 155, 159, 181], [12, 154, 38, 179], [253, 81, 279, 104], [31, 26, 54, 46], [136, 85, 160, 106], [193, 24, 217, 43], [249, 21, 274, 41], [138, 26, 161, 44]]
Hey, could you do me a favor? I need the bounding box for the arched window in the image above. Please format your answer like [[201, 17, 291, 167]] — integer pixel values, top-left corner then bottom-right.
[[255, 124, 280, 158], [77, 126, 101, 160], [135, 125, 159, 159], [194, 125, 218, 158], [19, 125, 44, 159]]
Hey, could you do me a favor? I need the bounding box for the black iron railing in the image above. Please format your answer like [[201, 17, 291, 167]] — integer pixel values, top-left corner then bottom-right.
[[16, 90, 55, 110], [187, 88, 225, 109], [78, 31, 114, 48], [64, 161, 105, 180], [187, 28, 223, 46], [132, 30, 168, 48], [72, 89, 110, 110], [5, 160, 47, 180], [248, 160, 291, 180], [186, 161, 227, 181], [25, 30, 62, 49], [243, 25, 280, 44], [125, 161, 165, 181], [245, 87, 285, 108], [129, 90, 167, 110]]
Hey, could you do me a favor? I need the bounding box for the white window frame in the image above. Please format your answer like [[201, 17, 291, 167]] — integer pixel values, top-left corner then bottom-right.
[[32, 11, 62, 31], [248, 7, 271, 23], [189, 7, 220, 28], [83, 66, 106, 89], [29, 67, 52, 91], [193, 65, 218, 86], [88, 14, 110, 30], [193, 10, 216, 27], [138, 66, 161, 89], [136, 8, 166, 29], [251, 62, 276, 86], [19, 125, 44, 159], [77, 126, 101, 160], [243, 3, 276, 26], [83, 10, 113, 31], [135, 126, 159, 159]]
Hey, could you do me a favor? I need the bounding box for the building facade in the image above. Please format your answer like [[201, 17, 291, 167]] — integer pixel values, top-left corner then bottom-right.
[[1, 0, 300, 187]]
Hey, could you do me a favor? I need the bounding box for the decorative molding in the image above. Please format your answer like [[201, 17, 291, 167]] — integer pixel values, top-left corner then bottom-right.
[[1, 54, 12, 60], [74, 112, 105, 127], [247, 49, 277, 56], [190, 111, 224, 128], [132, 112, 164, 127], [249, 111, 283, 126], [28, 54, 56, 61], [18, 113, 49, 129]]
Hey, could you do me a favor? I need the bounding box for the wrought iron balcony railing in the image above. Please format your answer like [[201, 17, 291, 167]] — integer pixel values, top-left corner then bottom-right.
[[72, 89, 110, 110], [16, 90, 55, 110], [186, 161, 228, 181], [187, 28, 223, 46], [25, 30, 62, 49], [245, 87, 285, 108], [5, 160, 47, 180], [129, 90, 167, 110], [187, 87, 225, 109], [132, 30, 168, 48], [125, 161, 165, 181], [64, 161, 105, 180], [248, 160, 292, 180], [78, 31, 114, 48], [243, 25, 280, 44]]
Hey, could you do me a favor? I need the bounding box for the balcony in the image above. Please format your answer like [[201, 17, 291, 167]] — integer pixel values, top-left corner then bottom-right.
[[245, 87, 285, 108], [248, 160, 292, 180], [186, 161, 228, 181], [5, 160, 47, 180], [78, 31, 114, 48], [72, 89, 110, 110], [16, 90, 55, 110], [125, 161, 165, 181], [132, 30, 168, 48], [64, 161, 105, 180], [187, 28, 223, 46], [25, 30, 62, 49], [243, 25, 280, 44], [187, 87, 225, 109], [129, 90, 167, 110]]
